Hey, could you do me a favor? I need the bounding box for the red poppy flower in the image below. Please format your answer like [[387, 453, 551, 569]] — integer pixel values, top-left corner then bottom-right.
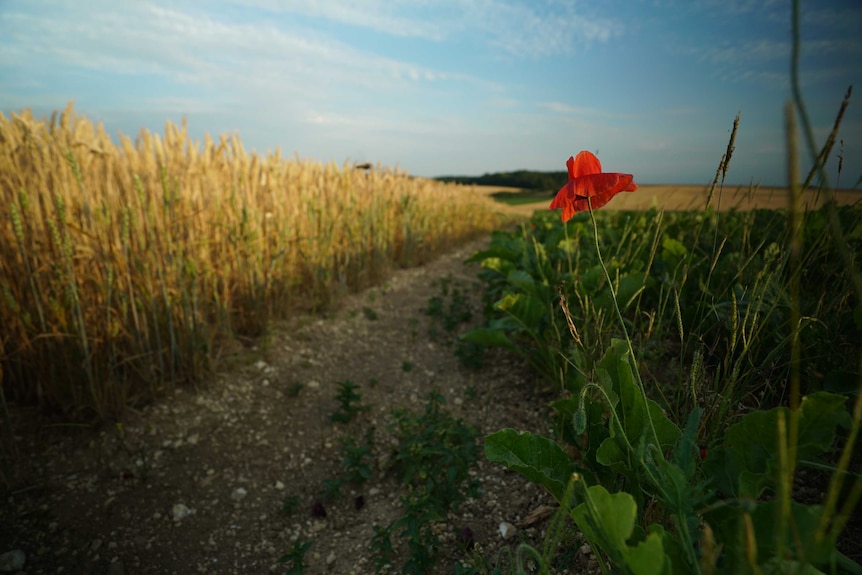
[[549, 151, 638, 222]]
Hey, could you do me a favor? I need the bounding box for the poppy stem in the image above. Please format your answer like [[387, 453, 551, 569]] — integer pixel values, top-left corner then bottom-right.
[[586, 200, 660, 449]]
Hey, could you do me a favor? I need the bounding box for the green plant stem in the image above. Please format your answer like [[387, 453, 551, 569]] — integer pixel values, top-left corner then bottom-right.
[[587, 203, 660, 448]]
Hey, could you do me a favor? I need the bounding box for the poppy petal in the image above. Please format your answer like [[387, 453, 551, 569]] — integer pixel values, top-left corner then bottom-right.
[[566, 156, 576, 180], [570, 173, 629, 198], [570, 151, 602, 178], [549, 181, 574, 210]]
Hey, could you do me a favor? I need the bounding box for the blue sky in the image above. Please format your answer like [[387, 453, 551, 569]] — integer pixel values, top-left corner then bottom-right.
[[1, 0, 860, 185]]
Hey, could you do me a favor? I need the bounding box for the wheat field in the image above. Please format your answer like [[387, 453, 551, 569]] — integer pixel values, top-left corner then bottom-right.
[[0, 102, 504, 420]]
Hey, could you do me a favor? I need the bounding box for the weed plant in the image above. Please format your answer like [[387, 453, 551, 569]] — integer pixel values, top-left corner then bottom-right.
[[0, 104, 502, 420], [330, 380, 366, 423], [466, 3, 861, 571], [277, 540, 312, 575]]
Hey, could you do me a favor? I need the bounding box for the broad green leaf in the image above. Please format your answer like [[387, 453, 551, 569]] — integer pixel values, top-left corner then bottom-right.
[[477, 256, 514, 276], [596, 436, 631, 473], [506, 269, 536, 293], [495, 292, 547, 331], [459, 327, 516, 351], [796, 392, 852, 460], [570, 484, 666, 575], [751, 501, 834, 567], [465, 232, 525, 264], [661, 237, 688, 268], [507, 269, 552, 302], [598, 339, 680, 450], [624, 532, 666, 575], [703, 392, 850, 499], [484, 429, 573, 503], [707, 500, 836, 572], [672, 407, 702, 479], [570, 485, 637, 550]]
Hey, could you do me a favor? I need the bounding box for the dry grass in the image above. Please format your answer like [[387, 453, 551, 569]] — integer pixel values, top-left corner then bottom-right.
[[0, 102, 503, 420]]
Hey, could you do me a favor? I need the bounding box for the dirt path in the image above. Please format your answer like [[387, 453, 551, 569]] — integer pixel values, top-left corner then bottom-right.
[[2, 233, 588, 575]]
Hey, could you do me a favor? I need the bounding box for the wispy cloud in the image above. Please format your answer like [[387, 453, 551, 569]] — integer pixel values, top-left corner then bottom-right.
[[230, 0, 449, 41], [232, 0, 624, 58], [538, 101, 630, 120], [0, 1, 463, 96], [466, 0, 624, 58]]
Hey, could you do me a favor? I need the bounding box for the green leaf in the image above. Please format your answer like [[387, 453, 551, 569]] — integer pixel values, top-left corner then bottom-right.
[[625, 532, 666, 575], [796, 391, 853, 460], [570, 484, 666, 575], [476, 256, 515, 276], [751, 501, 834, 567], [570, 485, 636, 550], [459, 327, 517, 351], [703, 391, 850, 499], [484, 429, 573, 503], [506, 269, 536, 293], [466, 232, 526, 264], [661, 237, 688, 261], [598, 339, 680, 450], [672, 407, 702, 479], [495, 292, 547, 331], [596, 436, 632, 473]]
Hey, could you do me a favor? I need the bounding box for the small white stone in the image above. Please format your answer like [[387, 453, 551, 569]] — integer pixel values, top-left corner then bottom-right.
[[171, 503, 192, 521], [231, 487, 248, 501], [255, 360, 268, 370], [275, 481, 285, 490], [326, 551, 336, 565], [307, 380, 320, 389], [499, 522, 517, 539]]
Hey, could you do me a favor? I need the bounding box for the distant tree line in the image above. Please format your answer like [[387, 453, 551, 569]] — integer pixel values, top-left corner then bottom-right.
[[435, 169, 568, 191]]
